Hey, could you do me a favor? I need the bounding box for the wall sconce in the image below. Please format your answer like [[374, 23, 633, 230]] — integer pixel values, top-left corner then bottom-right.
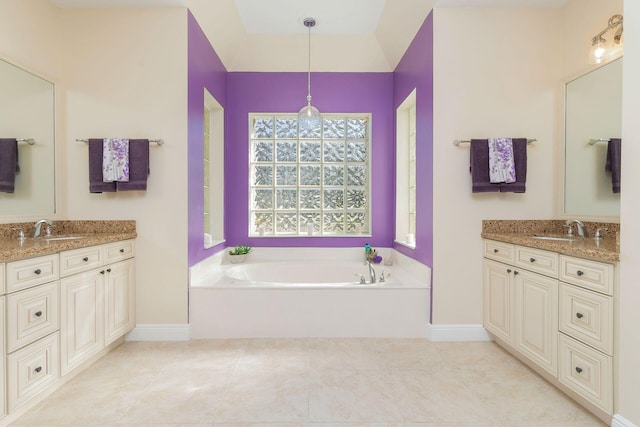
[[590, 14, 623, 64]]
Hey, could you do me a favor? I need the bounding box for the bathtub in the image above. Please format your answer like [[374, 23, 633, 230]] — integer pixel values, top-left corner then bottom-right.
[[189, 247, 430, 338]]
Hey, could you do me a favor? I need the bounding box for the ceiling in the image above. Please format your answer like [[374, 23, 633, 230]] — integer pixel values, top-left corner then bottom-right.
[[51, 0, 568, 72]]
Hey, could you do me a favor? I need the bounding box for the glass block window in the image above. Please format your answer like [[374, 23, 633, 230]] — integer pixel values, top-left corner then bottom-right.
[[249, 114, 371, 236]]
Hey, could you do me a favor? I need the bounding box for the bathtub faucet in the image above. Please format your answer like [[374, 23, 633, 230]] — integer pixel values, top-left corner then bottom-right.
[[367, 260, 377, 284]]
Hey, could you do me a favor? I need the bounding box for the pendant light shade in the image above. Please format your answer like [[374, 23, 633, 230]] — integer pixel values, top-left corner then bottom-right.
[[298, 18, 321, 131]]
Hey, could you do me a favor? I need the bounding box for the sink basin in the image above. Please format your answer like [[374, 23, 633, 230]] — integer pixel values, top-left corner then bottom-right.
[[44, 236, 86, 242], [531, 235, 576, 242]]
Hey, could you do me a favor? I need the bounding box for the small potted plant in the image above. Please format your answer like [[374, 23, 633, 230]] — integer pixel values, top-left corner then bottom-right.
[[228, 245, 251, 264]]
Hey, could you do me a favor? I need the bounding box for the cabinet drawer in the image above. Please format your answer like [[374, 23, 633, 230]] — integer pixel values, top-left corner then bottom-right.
[[483, 240, 514, 263], [7, 255, 59, 293], [7, 282, 60, 353], [0, 263, 5, 295], [104, 240, 135, 263], [7, 332, 59, 413], [558, 334, 613, 414], [559, 283, 613, 355], [60, 246, 104, 277], [560, 255, 614, 295], [515, 246, 558, 277]]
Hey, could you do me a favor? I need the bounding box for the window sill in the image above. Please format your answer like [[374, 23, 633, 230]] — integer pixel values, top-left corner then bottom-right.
[[204, 238, 225, 249], [394, 240, 416, 249]]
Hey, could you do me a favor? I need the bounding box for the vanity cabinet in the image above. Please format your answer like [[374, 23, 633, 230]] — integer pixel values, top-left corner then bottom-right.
[[0, 237, 136, 423], [60, 240, 135, 375], [483, 242, 558, 376], [4, 255, 60, 413], [483, 239, 617, 419]]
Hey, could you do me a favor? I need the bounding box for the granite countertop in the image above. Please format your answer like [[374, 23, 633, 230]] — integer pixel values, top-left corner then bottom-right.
[[0, 220, 136, 263], [482, 220, 620, 262]]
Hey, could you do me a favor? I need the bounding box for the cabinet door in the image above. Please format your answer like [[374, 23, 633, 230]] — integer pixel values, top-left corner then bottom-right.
[[60, 270, 105, 376], [483, 259, 513, 343], [514, 269, 558, 376], [105, 259, 135, 345]]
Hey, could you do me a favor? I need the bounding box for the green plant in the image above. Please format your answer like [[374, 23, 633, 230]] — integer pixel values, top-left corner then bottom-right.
[[228, 245, 251, 256]]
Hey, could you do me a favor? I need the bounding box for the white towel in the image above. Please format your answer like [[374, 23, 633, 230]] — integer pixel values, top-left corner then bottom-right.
[[488, 137, 516, 184], [102, 138, 130, 182]]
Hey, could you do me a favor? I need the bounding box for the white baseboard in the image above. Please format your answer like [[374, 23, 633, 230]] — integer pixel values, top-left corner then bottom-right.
[[426, 323, 492, 342], [125, 324, 189, 341], [613, 414, 638, 427]]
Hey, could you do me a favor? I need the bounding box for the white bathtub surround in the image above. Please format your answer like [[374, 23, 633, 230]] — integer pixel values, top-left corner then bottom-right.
[[613, 415, 639, 427], [189, 247, 431, 338]]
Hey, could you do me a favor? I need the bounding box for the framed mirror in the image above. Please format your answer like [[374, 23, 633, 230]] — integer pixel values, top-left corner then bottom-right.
[[562, 57, 622, 219], [0, 57, 56, 218]]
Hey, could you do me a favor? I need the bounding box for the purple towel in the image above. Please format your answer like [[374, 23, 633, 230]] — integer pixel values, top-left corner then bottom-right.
[[470, 139, 500, 193], [0, 138, 19, 193], [605, 138, 621, 194], [499, 138, 527, 193], [88, 139, 116, 193], [117, 139, 149, 191]]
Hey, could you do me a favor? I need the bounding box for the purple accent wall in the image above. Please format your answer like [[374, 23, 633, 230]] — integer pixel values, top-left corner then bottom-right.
[[226, 72, 394, 248], [187, 11, 228, 266], [392, 13, 434, 267]]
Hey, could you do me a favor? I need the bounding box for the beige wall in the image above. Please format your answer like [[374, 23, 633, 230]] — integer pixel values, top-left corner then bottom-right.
[[60, 8, 189, 324], [619, 0, 640, 424], [432, 8, 562, 324], [0, 0, 60, 79]]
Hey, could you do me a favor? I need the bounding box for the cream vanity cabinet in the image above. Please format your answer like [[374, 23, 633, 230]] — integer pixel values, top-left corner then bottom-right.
[[0, 262, 5, 418], [483, 241, 558, 376], [483, 239, 616, 418], [60, 240, 135, 375], [5, 254, 60, 413]]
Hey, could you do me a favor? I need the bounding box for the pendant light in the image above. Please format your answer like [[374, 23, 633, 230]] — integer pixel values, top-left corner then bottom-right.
[[298, 17, 321, 131]]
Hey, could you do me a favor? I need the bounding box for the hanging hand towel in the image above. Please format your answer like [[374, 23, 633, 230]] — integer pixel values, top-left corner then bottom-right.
[[470, 139, 500, 193], [605, 138, 621, 193], [88, 139, 116, 193], [499, 138, 527, 193], [117, 139, 149, 191], [488, 138, 516, 183], [0, 138, 18, 193], [102, 138, 130, 182]]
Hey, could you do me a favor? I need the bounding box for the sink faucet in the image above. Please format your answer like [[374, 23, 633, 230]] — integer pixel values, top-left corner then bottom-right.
[[33, 219, 53, 238], [367, 260, 377, 284], [564, 219, 587, 238]]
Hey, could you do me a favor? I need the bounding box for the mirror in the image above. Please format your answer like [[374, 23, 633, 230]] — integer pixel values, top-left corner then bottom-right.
[[564, 57, 622, 218], [0, 57, 56, 217]]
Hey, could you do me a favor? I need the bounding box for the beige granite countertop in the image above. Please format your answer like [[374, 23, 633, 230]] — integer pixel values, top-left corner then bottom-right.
[[0, 220, 136, 263], [482, 220, 619, 262]]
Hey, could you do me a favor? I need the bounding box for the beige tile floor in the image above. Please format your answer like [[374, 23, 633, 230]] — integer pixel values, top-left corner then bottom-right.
[[12, 339, 607, 426]]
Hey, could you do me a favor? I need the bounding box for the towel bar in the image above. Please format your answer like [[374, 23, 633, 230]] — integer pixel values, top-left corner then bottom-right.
[[589, 138, 611, 145], [76, 138, 164, 145], [453, 138, 537, 147], [17, 138, 35, 145]]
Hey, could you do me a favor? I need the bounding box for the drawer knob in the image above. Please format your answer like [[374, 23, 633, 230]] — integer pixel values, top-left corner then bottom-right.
[[575, 366, 583, 374], [576, 312, 584, 319], [83, 257, 89, 262], [507, 269, 512, 273], [577, 270, 584, 276], [513, 271, 519, 275], [35, 311, 43, 317], [106, 268, 112, 273], [493, 249, 498, 253], [34, 366, 42, 373], [34, 269, 41, 275], [119, 248, 125, 253], [529, 257, 536, 263], [100, 270, 105, 275]]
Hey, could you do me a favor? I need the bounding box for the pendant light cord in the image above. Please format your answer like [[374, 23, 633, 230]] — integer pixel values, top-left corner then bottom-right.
[[307, 22, 312, 103]]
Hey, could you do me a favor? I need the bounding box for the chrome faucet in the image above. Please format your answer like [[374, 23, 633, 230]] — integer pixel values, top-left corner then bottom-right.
[[33, 219, 53, 238], [564, 219, 588, 238], [367, 260, 377, 284]]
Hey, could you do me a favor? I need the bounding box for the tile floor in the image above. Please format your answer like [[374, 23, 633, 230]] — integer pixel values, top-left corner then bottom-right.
[[12, 339, 606, 426]]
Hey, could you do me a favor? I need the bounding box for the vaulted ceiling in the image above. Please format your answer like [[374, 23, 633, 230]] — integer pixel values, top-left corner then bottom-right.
[[51, 0, 568, 72]]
